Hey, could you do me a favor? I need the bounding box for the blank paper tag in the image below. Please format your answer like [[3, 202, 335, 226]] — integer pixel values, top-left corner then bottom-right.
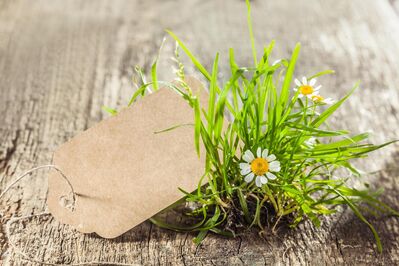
[[47, 77, 207, 238]]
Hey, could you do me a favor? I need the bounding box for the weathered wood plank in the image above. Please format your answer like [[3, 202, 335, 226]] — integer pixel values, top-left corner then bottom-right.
[[1, 0, 399, 265]]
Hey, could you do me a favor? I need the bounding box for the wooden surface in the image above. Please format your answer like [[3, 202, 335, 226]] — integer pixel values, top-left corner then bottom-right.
[[1, 0, 399, 265]]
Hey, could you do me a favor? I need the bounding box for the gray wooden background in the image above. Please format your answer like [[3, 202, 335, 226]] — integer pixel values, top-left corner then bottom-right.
[[1, 0, 399, 265]]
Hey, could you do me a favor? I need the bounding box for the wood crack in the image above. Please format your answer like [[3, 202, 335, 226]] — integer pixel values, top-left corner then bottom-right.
[[0, 130, 20, 174]]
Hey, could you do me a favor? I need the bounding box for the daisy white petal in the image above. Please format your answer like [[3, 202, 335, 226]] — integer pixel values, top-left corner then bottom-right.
[[256, 147, 262, 158], [302, 76, 307, 84], [269, 161, 281, 172], [312, 91, 320, 96], [324, 98, 335, 104], [244, 173, 254, 183], [298, 94, 304, 98], [239, 162, 250, 170], [311, 94, 335, 105], [266, 172, 277, 180], [295, 79, 301, 86], [269, 160, 280, 167], [309, 78, 317, 86], [260, 175, 268, 184], [315, 85, 322, 90], [255, 176, 262, 187], [266, 154, 276, 162], [243, 150, 255, 163], [240, 167, 251, 175], [262, 149, 269, 159]]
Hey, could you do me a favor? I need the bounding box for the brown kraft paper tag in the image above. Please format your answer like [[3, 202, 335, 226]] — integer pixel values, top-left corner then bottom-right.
[[47, 77, 208, 238]]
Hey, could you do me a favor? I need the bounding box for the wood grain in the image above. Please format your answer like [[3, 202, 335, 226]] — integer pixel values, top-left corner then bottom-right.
[[1, 0, 399, 265]]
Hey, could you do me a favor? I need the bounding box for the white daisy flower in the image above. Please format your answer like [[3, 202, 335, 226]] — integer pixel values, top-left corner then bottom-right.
[[310, 94, 335, 105], [239, 147, 281, 188], [293, 76, 321, 98]]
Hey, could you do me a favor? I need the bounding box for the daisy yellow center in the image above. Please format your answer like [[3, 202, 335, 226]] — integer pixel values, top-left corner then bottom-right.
[[312, 95, 324, 102], [250, 158, 269, 176], [299, 85, 314, 95]]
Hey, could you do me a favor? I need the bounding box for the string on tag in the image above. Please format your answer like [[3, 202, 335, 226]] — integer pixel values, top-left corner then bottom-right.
[[0, 165, 77, 211], [0, 165, 136, 265]]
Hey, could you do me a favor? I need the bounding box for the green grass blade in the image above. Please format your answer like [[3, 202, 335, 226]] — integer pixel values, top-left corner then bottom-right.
[[193, 97, 201, 156], [153, 123, 194, 134], [166, 30, 211, 81], [313, 133, 370, 150], [151, 37, 166, 90], [208, 53, 220, 132], [308, 69, 335, 80], [102, 106, 118, 115], [246, 0, 257, 65], [330, 187, 382, 252], [279, 43, 301, 109], [237, 189, 251, 223], [311, 82, 359, 128]]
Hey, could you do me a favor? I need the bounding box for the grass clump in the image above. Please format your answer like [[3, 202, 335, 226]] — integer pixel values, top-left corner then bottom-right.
[[105, 0, 398, 252]]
